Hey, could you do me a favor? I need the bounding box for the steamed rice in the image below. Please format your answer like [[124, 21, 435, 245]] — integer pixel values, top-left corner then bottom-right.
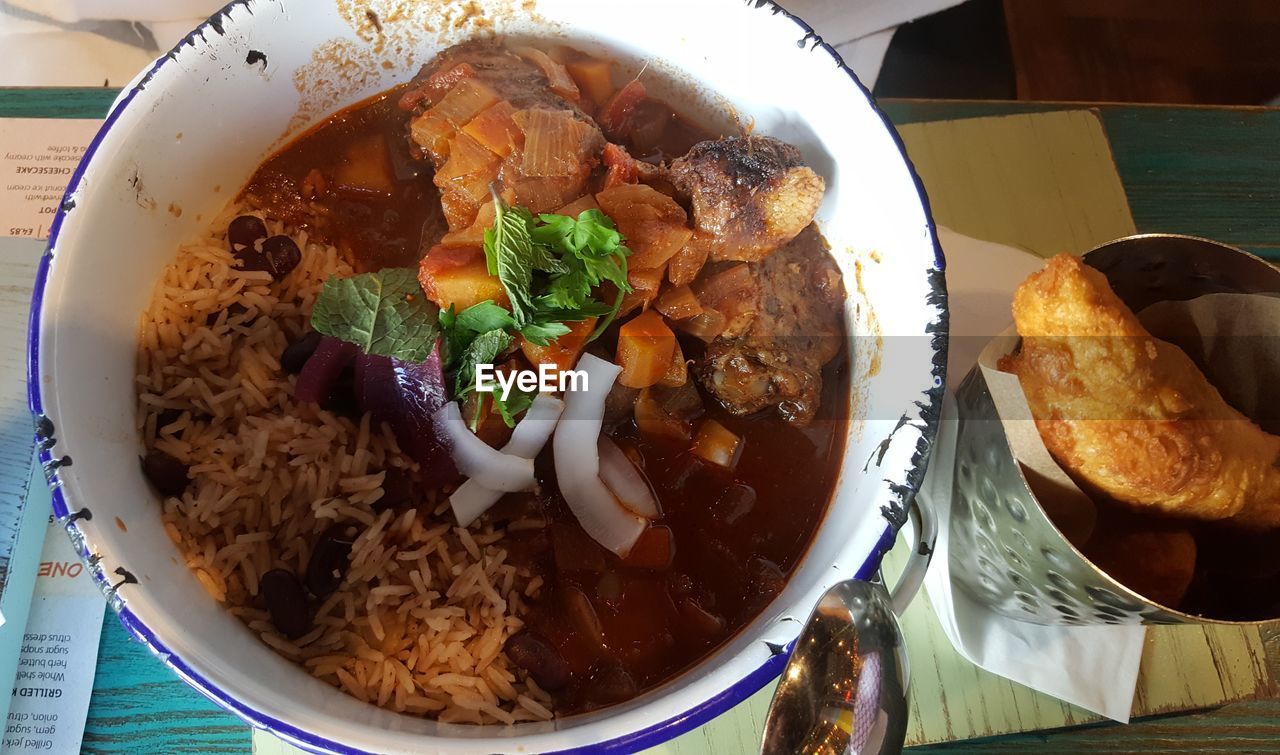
[[136, 204, 552, 723]]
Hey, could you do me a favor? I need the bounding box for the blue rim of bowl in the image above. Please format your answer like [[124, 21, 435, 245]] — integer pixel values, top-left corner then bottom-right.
[[26, 0, 948, 752]]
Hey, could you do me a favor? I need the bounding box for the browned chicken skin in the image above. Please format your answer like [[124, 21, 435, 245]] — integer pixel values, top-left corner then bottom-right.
[[698, 226, 844, 424], [669, 136, 825, 262]]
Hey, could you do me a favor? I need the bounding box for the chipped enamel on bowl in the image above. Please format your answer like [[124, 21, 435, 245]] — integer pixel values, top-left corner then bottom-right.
[[29, 0, 947, 752]]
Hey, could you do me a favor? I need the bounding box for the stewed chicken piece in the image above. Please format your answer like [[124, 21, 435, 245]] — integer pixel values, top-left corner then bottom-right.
[[698, 226, 844, 425], [669, 135, 825, 262]]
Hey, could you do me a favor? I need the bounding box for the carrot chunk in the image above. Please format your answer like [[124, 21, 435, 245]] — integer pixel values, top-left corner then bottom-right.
[[616, 310, 676, 389], [520, 318, 596, 374]]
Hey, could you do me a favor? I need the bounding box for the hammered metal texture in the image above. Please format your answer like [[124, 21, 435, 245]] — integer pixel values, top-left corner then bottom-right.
[[950, 368, 1179, 625], [948, 234, 1280, 626]]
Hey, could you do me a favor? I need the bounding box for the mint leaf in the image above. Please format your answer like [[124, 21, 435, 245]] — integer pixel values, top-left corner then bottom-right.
[[531, 240, 568, 275], [484, 203, 535, 319], [311, 268, 440, 362], [440, 300, 516, 368], [455, 328, 513, 397], [455, 300, 517, 334], [438, 304, 457, 331], [484, 202, 541, 327]]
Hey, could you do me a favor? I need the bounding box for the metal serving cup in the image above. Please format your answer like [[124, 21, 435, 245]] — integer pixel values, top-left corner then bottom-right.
[[949, 234, 1280, 626]]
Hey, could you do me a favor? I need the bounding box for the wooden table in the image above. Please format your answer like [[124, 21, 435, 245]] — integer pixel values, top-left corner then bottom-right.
[[2, 89, 1279, 753]]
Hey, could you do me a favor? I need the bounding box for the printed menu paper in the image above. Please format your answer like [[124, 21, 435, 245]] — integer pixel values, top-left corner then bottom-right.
[[3, 486, 105, 755], [0, 118, 99, 240], [0, 117, 105, 754]]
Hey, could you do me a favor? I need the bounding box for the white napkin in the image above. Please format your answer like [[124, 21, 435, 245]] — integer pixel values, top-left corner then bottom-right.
[[0, 0, 224, 87], [919, 227, 1145, 723], [781, 0, 964, 89]]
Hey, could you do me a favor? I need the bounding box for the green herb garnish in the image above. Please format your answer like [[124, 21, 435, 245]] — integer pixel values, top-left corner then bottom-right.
[[441, 197, 634, 427], [482, 194, 632, 342], [493, 385, 537, 427], [483, 201, 566, 327], [532, 208, 631, 338], [311, 268, 441, 362], [308, 199, 632, 430], [455, 328, 515, 399]]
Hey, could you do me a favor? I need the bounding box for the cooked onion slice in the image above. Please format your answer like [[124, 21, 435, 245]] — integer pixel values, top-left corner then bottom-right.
[[505, 393, 565, 457], [598, 436, 660, 520], [554, 354, 647, 557], [437, 402, 535, 493], [450, 394, 565, 527]]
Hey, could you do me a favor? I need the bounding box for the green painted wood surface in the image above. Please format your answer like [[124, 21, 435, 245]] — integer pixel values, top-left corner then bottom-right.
[[3, 87, 1279, 753], [880, 100, 1280, 262], [86, 614, 250, 753]]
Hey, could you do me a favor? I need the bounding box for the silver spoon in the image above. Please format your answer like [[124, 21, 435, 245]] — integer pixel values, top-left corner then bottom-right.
[[761, 578, 909, 754]]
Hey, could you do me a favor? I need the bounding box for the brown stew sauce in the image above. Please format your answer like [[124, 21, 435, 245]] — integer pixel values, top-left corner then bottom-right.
[[241, 84, 849, 714]]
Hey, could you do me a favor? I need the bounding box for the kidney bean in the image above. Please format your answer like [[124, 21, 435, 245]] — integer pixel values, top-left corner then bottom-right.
[[141, 450, 189, 498], [227, 215, 267, 253], [205, 302, 249, 327], [155, 408, 183, 433], [281, 331, 323, 375], [233, 247, 274, 275], [374, 468, 417, 513], [260, 569, 311, 639], [262, 235, 301, 279], [305, 523, 358, 598], [504, 630, 570, 691], [585, 661, 637, 705]]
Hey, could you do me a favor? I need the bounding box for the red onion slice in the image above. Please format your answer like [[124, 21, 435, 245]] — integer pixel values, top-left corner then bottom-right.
[[450, 393, 565, 528], [598, 436, 660, 520], [437, 402, 535, 493], [554, 354, 646, 557], [357, 349, 460, 489], [294, 336, 358, 405]]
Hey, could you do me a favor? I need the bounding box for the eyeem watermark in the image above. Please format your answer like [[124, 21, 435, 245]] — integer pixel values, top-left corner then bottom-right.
[[475, 363, 587, 400]]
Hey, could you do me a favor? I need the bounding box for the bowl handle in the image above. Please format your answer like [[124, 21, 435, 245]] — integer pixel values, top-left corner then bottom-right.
[[886, 497, 937, 617]]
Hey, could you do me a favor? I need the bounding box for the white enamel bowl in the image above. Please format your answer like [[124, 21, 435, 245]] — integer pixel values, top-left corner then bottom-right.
[[29, 0, 947, 751]]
